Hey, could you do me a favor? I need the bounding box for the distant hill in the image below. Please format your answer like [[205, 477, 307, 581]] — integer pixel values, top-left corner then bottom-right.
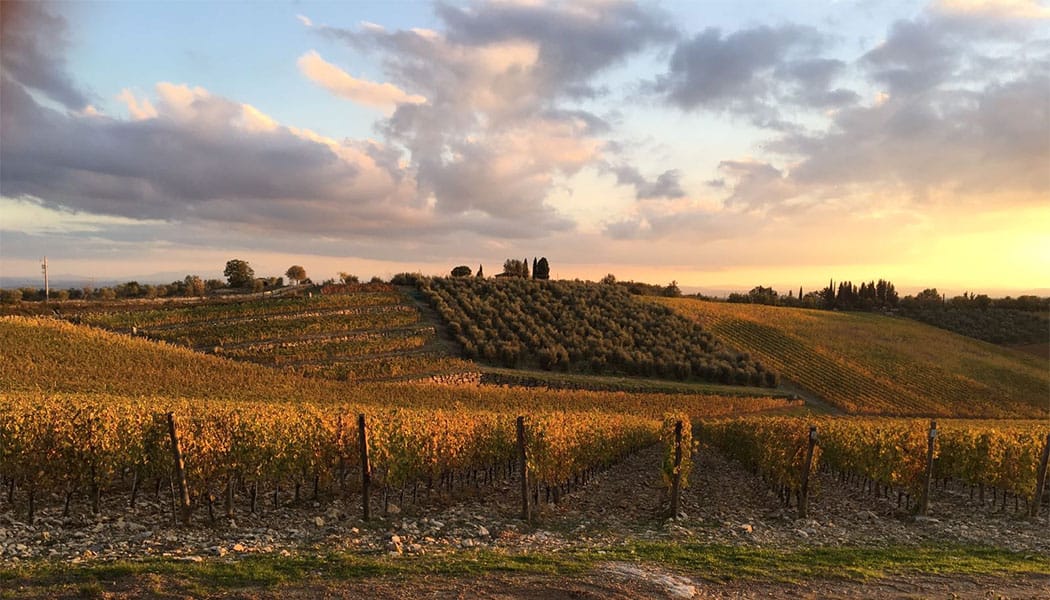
[[657, 298, 1049, 418]]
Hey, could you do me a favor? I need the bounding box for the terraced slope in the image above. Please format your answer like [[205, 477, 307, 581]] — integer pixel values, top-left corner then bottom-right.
[[657, 298, 1049, 418], [0, 316, 794, 419], [75, 285, 472, 383]]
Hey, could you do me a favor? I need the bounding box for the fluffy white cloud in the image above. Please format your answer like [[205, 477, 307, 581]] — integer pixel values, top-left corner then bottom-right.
[[297, 50, 426, 112], [309, 1, 674, 233]]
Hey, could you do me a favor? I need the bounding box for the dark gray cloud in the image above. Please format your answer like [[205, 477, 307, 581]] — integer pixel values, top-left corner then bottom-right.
[[608, 165, 685, 200], [763, 5, 1050, 202], [0, 1, 88, 110], [435, 0, 676, 98], [693, 6, 1050, 216], [776, 58, 860, 108], [861, 18, 957, 95], [774, 68, 1050, 198], [653, 24, 856, 122], [862, 6, 1049, 97], [0, 76, 450, 238]]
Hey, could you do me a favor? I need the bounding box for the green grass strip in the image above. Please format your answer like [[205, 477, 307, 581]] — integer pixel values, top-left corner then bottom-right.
[[2, 543, 1045, 597]]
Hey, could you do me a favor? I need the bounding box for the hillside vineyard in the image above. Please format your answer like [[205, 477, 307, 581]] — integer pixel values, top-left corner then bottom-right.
[[422, 277, 778, 386]]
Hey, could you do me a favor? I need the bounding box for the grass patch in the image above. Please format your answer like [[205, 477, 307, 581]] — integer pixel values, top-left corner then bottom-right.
[[480, 366, 793, 398], [2, 543, 1045, 597], [0, 550, 592, 598], [608, 542, 1050, 583]]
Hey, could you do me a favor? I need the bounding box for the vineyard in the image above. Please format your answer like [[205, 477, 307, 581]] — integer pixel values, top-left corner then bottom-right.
[[0, 316, 794, 525], [2, 292, 1047, 562], [0, 317, 794, 418], [0, 393, 664, 523], [421, 277, 777, 386], [700, 416, 1050, 517], [70, 285, 472, 383], [659, 298, 1049, 418]]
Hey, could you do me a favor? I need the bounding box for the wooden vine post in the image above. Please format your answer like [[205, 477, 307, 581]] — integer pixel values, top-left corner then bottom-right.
[[669, 420, 683, 520], [798, 425, 818, 519], [358, 414, 371, 521], [919, 420, 937, 516], [166, 412, 192, 525], [516, 416, 531, 523], [1030, 432, 1050, 518]]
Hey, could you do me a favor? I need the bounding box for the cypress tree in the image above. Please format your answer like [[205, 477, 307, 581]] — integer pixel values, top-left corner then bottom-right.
[[534, 257, 550, 280]]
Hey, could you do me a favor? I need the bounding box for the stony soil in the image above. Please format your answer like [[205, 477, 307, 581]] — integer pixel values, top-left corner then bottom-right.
[[2, 443, 1047, 598]]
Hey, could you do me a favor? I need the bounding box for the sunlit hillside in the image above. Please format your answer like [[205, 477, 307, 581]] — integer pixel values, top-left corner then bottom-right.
[[657, 298, 1049, 418], [0, 316, 791, 419]]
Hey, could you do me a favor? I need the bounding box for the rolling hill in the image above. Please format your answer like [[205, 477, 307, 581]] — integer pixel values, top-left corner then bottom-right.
[[657, 298, 1049, 418], [0, 316, 789, 419]]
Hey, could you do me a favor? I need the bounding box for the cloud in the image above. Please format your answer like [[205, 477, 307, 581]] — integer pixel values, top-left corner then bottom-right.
[[116, 89, 158, 120], [862, 2, 1049, 96], [434, 0, 676, 98], [717, 160, 798, 211], [861, 18, 957, 95], [934, 0, 1050, 20], [774, 69, 1050, 199], [0, 0, 89, 110], [0, 76, 435, 236], [297, 50, 426, 111], [676, 4, 1050, 218], [759, 3, 1050, 206], [653, 24, 856, 123], [308, 1, 675, 233], [3, 0, 686, 253], [608, 165, 685, 200]]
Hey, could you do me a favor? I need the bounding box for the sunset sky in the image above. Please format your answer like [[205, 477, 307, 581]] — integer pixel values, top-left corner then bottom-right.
[[1, 0, 1048, 295]]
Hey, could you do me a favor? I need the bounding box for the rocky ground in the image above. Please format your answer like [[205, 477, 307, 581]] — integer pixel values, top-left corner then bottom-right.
[[2, 444, 1047, 597]]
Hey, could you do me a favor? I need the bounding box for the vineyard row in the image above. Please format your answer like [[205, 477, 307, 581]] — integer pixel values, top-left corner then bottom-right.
[[700, 417, 1050, 518], [0, 397, 685, 525]]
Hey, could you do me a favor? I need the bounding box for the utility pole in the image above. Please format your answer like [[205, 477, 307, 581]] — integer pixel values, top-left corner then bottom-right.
[[41, 257, 49, 303]]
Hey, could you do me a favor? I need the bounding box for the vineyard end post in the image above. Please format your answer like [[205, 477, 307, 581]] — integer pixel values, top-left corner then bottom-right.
[[166, 412, 192, 526], [1030, 433, 1050, 518], [919, 420, 937, 517], [516, 416, 531, 523], [799, 425, 818, 519], [358, 414, 371, 521], [669, 420, 683, 520]]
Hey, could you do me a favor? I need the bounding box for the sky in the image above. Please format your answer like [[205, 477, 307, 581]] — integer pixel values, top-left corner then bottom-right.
[[1, 0, 1048, 295]]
